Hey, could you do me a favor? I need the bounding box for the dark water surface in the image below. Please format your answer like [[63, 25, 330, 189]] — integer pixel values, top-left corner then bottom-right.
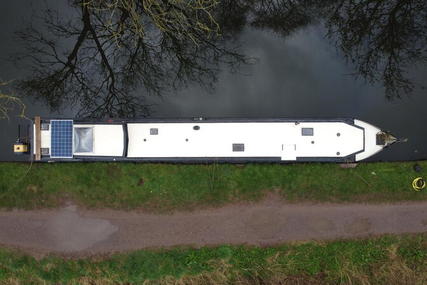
[[1, 1, 426, 162]]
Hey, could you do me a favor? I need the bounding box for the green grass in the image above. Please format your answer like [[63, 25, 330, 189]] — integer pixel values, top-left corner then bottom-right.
[[0, 161, 426, 210], [0, 234, 426, 284]]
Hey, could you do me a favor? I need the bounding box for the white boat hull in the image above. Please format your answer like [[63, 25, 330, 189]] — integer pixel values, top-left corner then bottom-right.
[[32, 118, 392, 162]]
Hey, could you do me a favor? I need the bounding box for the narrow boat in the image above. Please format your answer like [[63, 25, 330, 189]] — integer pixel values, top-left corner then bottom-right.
[[17, 117, 396, 162]]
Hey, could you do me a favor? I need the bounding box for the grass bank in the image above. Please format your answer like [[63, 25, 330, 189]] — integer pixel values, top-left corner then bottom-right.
[[0, 161, 426, 210], [0, 234, 426, 284]]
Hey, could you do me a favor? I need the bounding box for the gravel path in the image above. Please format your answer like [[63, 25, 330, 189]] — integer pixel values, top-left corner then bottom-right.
[[0, 197, 426, 257]]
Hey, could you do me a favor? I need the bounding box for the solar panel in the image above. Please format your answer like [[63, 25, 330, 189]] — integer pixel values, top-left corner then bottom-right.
[[50, 120, 74, 158]]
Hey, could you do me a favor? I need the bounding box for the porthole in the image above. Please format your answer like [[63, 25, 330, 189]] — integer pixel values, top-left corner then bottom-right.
[[336, 152, 340, 155], [337, 133, 341, 137], [193, 125, 200, 130]]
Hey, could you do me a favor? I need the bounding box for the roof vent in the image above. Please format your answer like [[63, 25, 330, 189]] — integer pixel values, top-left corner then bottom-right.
[[301, 128, 314, 136], [232, 143, 245, 152]]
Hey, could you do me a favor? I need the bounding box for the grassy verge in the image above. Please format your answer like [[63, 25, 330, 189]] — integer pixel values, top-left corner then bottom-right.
[[0, 161, 426, 210], [0, 234, 426, 284]]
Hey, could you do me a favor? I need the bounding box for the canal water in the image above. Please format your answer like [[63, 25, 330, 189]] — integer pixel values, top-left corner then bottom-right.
[[1, 1, 426, 162]]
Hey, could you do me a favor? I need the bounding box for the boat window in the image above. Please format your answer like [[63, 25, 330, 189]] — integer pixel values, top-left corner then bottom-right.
[[74, 127, 94, 153], [232, 143, 245, 152], [301, 128, 314, 136], [150, 128, 158, 135]]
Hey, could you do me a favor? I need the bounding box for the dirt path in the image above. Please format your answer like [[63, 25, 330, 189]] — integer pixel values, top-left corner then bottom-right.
[[0, 196, 427, 257]]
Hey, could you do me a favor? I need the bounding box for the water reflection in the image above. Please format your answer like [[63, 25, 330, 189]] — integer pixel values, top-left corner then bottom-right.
[[0, 82, 25, 120], [13, 0, 427, 118], [14, 0, 247, 118], [220, 0, 427, 99], [325, 0, 427, 98]]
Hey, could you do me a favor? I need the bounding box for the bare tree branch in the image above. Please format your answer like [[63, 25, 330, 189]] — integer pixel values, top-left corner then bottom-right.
[[14, 0, 247, 118], [0, 81, 26, 120]]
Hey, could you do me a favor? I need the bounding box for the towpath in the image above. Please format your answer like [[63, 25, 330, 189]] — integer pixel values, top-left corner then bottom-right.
[[0, 195, 426, 257]]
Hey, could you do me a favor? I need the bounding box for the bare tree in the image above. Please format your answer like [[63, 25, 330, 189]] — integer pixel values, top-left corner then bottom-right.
[[250, 0, 325, 36], [15, 0, 246, 117], [0, 81, 25, 120], [15, 0, 426, 115], [222, 0, 427, 99], [326, 0, 427, 98], [214, 0, 326, 37]]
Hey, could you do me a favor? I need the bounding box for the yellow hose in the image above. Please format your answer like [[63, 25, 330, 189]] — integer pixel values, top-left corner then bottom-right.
[[412, 177, 426, 191]]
